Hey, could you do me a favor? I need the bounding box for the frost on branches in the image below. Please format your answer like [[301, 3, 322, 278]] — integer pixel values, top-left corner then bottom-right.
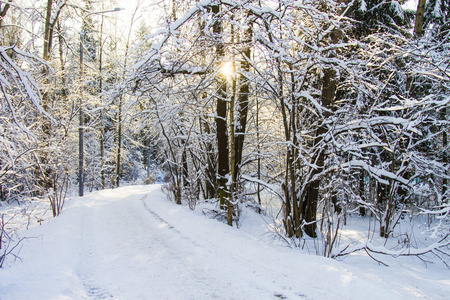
[[124, 0, 449, 263]]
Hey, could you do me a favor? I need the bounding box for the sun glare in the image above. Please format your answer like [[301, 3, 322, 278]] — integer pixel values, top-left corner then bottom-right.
[[219, 61, 234, 77]]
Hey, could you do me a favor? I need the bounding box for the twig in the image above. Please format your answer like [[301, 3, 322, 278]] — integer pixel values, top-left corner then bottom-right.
[[433, 249, 450, 269], [365, 248, 389, 267]]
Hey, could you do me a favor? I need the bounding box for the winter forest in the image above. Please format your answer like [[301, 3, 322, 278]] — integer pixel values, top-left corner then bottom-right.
[[1, 0, 450, 285]]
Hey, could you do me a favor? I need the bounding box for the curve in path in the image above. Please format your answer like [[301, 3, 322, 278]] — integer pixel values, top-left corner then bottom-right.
[[1, 185, 446, 300]]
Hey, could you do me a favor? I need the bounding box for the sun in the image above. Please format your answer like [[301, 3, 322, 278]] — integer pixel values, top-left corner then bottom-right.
[[219, 61, 234, 77]]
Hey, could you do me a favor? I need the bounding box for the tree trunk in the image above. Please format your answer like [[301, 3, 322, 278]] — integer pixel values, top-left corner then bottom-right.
[[229, 72, 236, 225], [182, 149, 189, 189], [56, 21, 68, 101], [302, 1, 350, 237], [116, 100, 122, 188], [256, 92, 262, 206], [43, 0, 53, 61], [212, 4, 231, 224], [100, 116, 105, 189], [414, 0, 427, 38], [233, 20, 252, 181], [0, 1, 11, 27], [228, 20, 237, 227], [262, 16, 301, 237], [39, 0, 54, 193], [377, 181, 389, 237], [278, 64, 301, 237], [302, 65, 336, 238], [115, 1, 137, 188], [98, 12, 106, 189], [359, 171, 366, 216], [172, 0, 177, 21], [200, 116, 216, 199], [442, 107, 448, 198]]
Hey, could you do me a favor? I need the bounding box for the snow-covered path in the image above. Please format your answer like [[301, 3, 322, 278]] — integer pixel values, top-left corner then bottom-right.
[[1, 185, 449, 299]]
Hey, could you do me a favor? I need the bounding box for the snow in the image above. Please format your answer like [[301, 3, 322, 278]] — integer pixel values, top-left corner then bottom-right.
[[359, 0, 367, 12], [1, 184, 449, 299], [402, 0, 418, 11]]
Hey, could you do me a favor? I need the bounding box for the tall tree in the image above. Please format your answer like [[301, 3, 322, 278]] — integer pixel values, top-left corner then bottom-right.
[[423, 0, 450, 201], [424, 0, 450, 38], [212, 3, 232, 224]]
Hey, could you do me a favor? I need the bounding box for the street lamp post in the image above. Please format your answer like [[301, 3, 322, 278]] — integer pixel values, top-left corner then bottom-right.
[[79, 8, 124, 197]]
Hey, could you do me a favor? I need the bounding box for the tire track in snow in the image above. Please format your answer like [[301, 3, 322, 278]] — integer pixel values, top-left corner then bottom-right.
[[81, 277, 113, 300], [138, 193, 314, 300], [78, 202, 113, 299], [141, 196, 177, 232], [75, 187, 321, 299]]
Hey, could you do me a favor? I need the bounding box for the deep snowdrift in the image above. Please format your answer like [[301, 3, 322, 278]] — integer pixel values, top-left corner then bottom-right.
[[0, 185, 449, 299]]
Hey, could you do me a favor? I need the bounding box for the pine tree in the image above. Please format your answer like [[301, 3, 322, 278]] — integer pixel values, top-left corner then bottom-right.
[[424, 0, 450, 38]]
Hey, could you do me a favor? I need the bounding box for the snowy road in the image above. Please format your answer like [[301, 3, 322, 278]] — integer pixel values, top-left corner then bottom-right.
[[73, 186, 320, 299], [1, 185, 449, 299]]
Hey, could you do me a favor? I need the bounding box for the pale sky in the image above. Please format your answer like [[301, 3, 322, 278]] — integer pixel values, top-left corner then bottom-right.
[[115, 0, 165, 40], [112, 0, 421, 45], [403, 0, 418, 10]]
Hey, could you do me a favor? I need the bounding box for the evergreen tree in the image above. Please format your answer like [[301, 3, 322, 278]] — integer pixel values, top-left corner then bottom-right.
[[424, 0, 450, 38]]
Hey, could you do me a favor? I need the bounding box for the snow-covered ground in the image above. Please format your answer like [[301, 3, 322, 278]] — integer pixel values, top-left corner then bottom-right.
[[0, 184, 449, 299]]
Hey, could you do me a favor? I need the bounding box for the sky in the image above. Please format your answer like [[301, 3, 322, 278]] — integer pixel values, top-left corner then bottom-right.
[[403, 0, 418, 10], [113, 0, 421, 38], [114, 0, 166, 42]]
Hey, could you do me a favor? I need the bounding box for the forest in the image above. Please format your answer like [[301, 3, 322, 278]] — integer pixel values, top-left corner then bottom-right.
[[1, 0, 449, 265]]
